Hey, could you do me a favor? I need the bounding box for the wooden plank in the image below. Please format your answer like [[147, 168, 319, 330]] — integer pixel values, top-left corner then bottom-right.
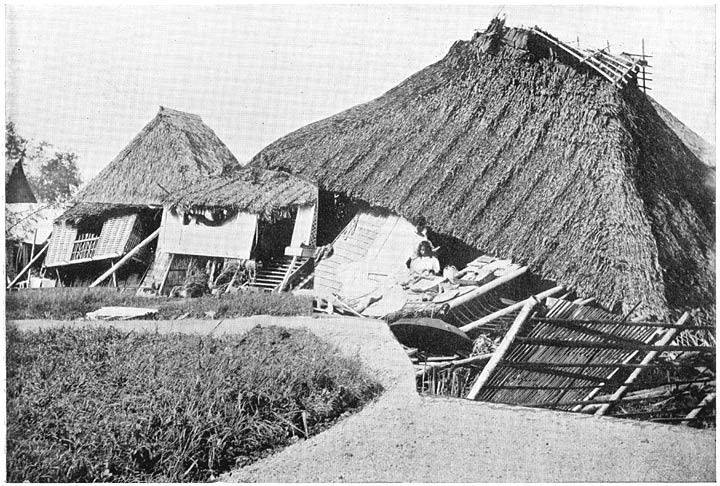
[[449, 266, 528, 310], [466, 300, 538, 400]]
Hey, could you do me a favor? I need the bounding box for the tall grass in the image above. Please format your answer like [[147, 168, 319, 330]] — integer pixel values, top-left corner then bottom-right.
[[6, 287, 313, 320], [6, 325, 383, 482]]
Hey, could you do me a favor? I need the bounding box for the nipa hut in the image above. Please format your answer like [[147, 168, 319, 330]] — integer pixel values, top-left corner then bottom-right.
[[141, 166, 318, 294], [251, 19, 715, 322], [44, 106, 240, 287]]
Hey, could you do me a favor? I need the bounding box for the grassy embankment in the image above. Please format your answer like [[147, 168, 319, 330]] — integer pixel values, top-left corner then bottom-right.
[[7, 325, 383, 482], [6, 287, 313, 320]]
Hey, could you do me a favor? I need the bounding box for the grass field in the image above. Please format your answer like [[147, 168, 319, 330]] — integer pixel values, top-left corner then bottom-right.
[[6, 287, 313, 320], [6, 324, 383, 482]]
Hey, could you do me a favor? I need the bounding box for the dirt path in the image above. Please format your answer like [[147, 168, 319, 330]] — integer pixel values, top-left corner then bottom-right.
[[11, 316, 715, 482]]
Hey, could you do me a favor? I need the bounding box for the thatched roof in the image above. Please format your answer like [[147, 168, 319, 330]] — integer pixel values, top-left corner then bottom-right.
[[166, 166, 317, 221], [250, 20, 715, 318], [649, 96, 716, 168], [60, 107, 240, 221], [6, 159, 36, 203]]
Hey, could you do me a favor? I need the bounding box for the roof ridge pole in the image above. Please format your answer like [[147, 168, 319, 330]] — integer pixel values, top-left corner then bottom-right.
[[466, 298, 540, 400], [594, 312, 691, 416]]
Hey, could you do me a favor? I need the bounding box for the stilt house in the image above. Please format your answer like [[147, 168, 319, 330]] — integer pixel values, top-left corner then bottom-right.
[[44, 107, 240, 286], [140, 166, 318, 294]]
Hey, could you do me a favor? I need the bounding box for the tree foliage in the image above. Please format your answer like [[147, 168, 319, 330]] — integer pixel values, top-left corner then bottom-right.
[[28, 151, 82, 203], [5, 120, 83, 203]]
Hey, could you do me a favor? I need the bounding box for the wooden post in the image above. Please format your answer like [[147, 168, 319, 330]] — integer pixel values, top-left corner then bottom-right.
[[460, 285, 565, 333], [449, 266, 528, 309], [6, 245, 48, 289], [595, 312, 690, 416], [158, 254, 175, 296], [111, 260, 118, 288], [55, 268, 63, 287], [466, 300, 539, 400], [89, 228, 160, 288]]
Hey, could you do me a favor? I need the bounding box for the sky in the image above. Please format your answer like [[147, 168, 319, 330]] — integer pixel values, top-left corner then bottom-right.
[[5, 4, 716, 182]]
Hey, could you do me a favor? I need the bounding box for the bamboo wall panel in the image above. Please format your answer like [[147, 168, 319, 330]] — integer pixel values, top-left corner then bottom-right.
[[314, 210, 385, 294], [475, 299, 661, 408], [95, 214, 137, 259], [44, 223, 77, 267]]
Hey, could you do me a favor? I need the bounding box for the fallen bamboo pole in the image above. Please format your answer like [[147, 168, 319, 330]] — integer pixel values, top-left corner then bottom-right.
[[460, 285, 565, 333], [449, 266, 529, 309], [89, 228, 160, 288], [7, 244, 48, 289], [682, 393, 716, 425], [467, 300, 538, 400], [594, 312, 690, 416], [533, 317, 711, 331], [512, 337, 711, 353], [415, 353, 493, 377]]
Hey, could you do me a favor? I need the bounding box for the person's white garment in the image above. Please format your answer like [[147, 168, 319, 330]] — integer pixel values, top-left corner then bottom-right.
[[409, 255, 440, 275]]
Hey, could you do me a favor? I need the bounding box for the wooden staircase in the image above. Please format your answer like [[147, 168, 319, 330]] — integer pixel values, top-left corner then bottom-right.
[[245, 256, 309, 292]]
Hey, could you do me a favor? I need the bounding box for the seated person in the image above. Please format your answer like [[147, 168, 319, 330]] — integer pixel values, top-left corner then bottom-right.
[[408, 240, 440, 277]]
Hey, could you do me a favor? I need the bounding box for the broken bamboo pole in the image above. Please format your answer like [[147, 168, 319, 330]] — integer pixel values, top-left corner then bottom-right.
[[594, 312, 690, 416], [681, 393, 716, 425], [460, 285, 565, 333], [466, 300, 538, 400], [449, 266, 528, 310], [89, 228, 160, 288], [7, 244, 48, 289]]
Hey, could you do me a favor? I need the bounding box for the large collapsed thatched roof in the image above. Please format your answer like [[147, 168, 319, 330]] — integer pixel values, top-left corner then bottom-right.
[[61, 107, 240, 221], [166, 166, 317, 221], [251, 20, 715, 318]]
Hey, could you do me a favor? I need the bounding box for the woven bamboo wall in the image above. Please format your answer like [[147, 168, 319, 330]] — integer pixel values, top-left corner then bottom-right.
[[314, 210, 387, 294], [95, 214, 137, 259], [44, 223, 77, 267], [475, 300, 659, 408]]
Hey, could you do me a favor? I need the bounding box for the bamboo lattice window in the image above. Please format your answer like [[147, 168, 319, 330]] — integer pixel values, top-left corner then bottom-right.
[[70, 222, 103, 261]]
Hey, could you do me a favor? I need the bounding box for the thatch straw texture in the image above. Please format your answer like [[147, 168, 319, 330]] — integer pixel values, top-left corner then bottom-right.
[[6, 160, 37, 203], [62, 107, 239, 220], [250, 23, 715, 318], [649, 96, 716, 168], [166, 166, 317, 221]]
